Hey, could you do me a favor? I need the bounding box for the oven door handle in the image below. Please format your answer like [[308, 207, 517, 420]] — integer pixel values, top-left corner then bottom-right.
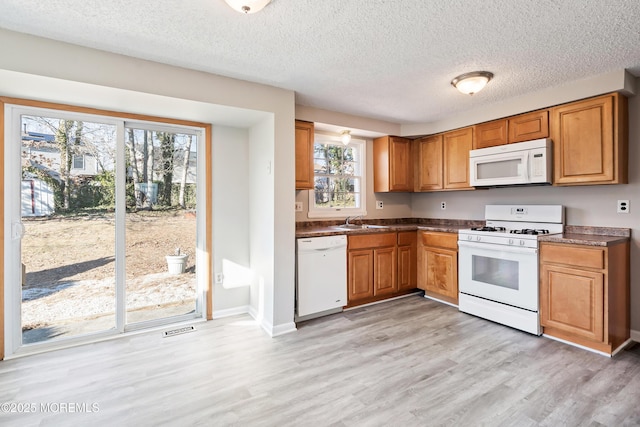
[[458, 240, 538, 254]]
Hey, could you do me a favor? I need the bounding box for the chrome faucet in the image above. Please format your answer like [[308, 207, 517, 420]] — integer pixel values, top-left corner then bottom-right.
[[345, 215, 364, 226]]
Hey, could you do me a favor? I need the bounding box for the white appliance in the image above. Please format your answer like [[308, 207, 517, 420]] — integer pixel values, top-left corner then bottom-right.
[[458, 205, 564, 335], [296, 235, 347, 321], [469, 138, 553, 187]]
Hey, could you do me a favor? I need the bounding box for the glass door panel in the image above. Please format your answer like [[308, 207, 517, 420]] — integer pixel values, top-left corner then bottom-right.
[[20, 114, 118, 344], [124, 127, 198, 325]]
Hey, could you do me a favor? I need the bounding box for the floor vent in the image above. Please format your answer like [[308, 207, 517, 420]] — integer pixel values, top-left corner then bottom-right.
[[162, 325, 196, 338]]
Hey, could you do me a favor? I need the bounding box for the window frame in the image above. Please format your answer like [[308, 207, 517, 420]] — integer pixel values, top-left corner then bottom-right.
[[72, 153, 85, 170], [1, 98, 213, 358], [307, 135, 367, 219]]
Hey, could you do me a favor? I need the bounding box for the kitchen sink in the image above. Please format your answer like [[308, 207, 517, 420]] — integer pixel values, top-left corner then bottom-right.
[[331, 224, 390, 230]]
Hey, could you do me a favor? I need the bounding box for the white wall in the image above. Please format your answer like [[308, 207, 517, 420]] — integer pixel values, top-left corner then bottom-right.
[[212, 126, 251, 315], [0, 29, 296, 335]]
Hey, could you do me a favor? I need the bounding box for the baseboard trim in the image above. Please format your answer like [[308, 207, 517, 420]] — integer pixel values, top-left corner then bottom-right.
[[211, 305, 250, 319], [247, 307, 297, 337], [542, 333, 613, 358], [423, 294, 458, 309], [631, 329, 640, 343], [270, 322, 297, 337], [343, 291, 422, 311]]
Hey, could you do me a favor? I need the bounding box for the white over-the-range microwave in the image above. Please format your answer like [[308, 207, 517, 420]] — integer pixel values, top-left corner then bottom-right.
[[469, 138, 553, 187]]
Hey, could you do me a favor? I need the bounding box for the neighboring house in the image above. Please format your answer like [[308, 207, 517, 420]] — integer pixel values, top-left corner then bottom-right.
[[21, 131, 99, 178], [20, 130, 98, 216]]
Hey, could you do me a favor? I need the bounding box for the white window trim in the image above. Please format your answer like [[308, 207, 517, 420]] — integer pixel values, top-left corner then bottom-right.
[[307, 135, 367, 219], [72, 154, 85, 170]]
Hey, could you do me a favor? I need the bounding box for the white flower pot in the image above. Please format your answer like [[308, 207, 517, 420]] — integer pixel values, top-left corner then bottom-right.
[[166, 254, 188, 275]]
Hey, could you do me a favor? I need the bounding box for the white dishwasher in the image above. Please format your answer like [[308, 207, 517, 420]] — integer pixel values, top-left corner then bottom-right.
[[296, 235, 347, 321]]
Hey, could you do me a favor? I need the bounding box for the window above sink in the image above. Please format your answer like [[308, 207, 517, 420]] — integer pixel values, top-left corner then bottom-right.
[[307, 134, 367, 219]]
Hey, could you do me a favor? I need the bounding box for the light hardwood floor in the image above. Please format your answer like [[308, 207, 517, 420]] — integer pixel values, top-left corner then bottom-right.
[[1, 295, 639, 426]]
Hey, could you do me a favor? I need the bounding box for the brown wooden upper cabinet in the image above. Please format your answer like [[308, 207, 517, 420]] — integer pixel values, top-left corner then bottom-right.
[[414, 127, 473, 191], [509, 109, 549, 143], [414, 134, 443, 191], [474, 110, 549, 149], [443, 127, 474, 190], [550, 93, 628, 185], [373, 136, 413, 192], [295, 120, 314, 190]]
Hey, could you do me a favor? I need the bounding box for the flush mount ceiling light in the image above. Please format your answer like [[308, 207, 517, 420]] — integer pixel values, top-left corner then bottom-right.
[[341, 130, 352, 145], [451, 71, 494, 95], [224, 0, 271, 14]]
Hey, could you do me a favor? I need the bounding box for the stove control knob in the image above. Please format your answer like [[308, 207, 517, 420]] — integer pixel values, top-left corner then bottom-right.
[[476, 236, 481, 241], [509, 239, 514, 245], [520, 240, 525, 246], [467, 235, 472, 241]]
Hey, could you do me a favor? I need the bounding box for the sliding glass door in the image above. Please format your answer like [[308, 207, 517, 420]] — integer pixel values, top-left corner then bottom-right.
[[4, 104, 205, 355], [124, 125, 200, 327]]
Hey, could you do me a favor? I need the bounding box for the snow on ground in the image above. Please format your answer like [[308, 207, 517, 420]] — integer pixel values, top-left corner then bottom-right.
[[22, 272, 196, 328]]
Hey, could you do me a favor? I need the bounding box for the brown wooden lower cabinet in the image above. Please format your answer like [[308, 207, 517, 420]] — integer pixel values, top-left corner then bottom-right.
[[397, 231, 417, 291], [347, 231, 417, 307], [539, 241, 630, 355], [417, 231, 458, 305]]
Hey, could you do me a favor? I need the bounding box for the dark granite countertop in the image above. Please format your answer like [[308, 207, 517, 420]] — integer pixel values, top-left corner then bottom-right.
[[296, 220, 632, 245], [539, 225, 631, 247], [295, 218, 483, 238]]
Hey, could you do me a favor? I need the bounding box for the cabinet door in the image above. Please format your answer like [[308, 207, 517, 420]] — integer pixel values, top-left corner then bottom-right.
[[550, 95, 615, 185], [389, 137, 413, 191], [474, 119, 508, 149], [443, 127, 473, 189], [540, 264, 604, 342], [374, 136, 412, 192], [348, 249, 374, 302], [508, 110, 549, 143], [425, 248, 458, 301], [418, 243, 458, 303], [397, 233, 417, 291], [373, 247, 397, 296], [415, 135, 443, 191], [295, 121, 314, 190]]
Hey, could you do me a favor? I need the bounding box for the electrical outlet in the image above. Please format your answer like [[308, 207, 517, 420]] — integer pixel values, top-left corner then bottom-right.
[[295, 202, 303, 212], [617, 200, 630, 213], [376, 200, 384, 209], [441, 201, 446, 210], [215, 273, 224, 284]]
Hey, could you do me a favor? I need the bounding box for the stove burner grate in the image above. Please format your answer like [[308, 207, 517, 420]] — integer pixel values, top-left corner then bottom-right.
[[510, 229, 550, 235], [471, 226, 506, 232]]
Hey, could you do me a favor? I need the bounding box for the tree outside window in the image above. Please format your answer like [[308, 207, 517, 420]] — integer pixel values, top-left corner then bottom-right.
[[308, 136, 366, 218]]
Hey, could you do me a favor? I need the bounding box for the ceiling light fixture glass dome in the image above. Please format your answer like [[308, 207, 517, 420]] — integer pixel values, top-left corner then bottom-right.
[[224, 0, 271, 14], [451, 71, 494, 95]]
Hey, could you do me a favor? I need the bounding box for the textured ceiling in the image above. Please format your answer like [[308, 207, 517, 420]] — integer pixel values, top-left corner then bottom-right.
[[0, 0, 639, 125]]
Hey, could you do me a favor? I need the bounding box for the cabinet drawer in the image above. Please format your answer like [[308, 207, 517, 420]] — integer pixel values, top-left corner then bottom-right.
[[348, 233, 396, 250], [540, 244, 605, 270], [419, 231, 458, 250], [397, 231, 417, 246]]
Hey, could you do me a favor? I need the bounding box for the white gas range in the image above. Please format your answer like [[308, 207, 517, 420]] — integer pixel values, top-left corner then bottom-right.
[[458, 205, 564, 335]]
